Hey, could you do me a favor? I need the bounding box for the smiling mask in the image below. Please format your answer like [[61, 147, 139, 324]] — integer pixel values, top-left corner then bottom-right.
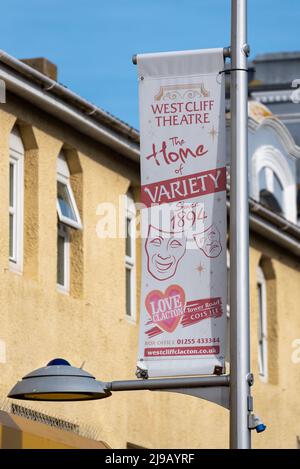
[[145, 225, 186, 281]]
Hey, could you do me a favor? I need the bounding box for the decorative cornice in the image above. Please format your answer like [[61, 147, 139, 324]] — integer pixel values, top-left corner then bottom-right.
[[248, 116, 300, 159]]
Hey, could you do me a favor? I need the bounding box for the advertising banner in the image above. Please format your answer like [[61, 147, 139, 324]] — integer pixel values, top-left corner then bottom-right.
[[137, 49, 227, 377]]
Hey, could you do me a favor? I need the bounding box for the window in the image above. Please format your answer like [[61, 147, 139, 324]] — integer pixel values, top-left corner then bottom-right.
[[258, 166, 284, 215], [56, 152, 81, 293], [257, 266, 268, 382], [252, 145, 296, 223], [9, 127, 24, 272], [57, 153, 82, 230], [57, 223, 70, 292], [125, 192, 136, 320]]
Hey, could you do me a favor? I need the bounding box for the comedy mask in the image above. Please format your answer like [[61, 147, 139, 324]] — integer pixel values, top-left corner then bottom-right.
[[145, 225, 186, 281]]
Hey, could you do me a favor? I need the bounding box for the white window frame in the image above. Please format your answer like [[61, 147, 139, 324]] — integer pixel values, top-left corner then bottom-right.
[[9, 128, 24, 273], [57, 222, 70, 294], [56, 152, 82, 230], [257, 266, 268, 382], [125, 192, 136, 322], [56, 151, 81, 294], [252, 145, 296, 223]]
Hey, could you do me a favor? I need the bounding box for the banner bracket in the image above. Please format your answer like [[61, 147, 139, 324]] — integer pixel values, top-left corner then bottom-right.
[[154, 386, 230, 410], [132, 46, 232, 65]]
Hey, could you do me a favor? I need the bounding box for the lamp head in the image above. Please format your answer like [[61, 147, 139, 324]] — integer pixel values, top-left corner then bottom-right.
[[8, 358, 111, 402]]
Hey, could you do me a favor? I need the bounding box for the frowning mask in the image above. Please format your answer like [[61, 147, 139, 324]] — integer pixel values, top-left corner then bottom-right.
[[194, 223, 222, 258], [145, 225, 186, 281]]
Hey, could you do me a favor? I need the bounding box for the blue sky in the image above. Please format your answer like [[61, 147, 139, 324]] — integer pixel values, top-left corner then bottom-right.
[[0, 0, 299, 129]]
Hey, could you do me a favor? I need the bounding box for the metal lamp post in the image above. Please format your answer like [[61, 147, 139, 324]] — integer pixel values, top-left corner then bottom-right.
[[229, 0, 252, 449]]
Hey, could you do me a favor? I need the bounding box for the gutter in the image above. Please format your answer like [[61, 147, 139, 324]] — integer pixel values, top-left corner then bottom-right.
[[250, 212, 300, 257], [226, 199, 300, 257], [249, 199, 300, 257], [249, 198, 300, 238], [0, 50, 140, 162]]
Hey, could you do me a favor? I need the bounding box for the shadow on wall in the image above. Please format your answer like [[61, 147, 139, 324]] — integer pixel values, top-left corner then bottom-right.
[[0, 410, 109, 449], [1, 414, 22, 448]]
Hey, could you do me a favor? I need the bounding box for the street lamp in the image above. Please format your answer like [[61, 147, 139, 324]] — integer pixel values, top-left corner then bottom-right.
[[8, 358, 111, 401], [8, 357, 230, 403], [8, 358, 266, 438]]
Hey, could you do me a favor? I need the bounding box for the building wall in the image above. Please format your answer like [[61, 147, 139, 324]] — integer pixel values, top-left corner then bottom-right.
[[0, 98, 300, 449], [250, 237, 300, 449]]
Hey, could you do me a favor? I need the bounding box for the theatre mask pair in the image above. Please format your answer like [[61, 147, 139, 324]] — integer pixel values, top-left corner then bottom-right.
[[145, 223, 222, 281]]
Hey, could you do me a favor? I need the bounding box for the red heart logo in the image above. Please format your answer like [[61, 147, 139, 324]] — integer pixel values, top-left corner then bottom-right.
[[145, 285, 186, 333]]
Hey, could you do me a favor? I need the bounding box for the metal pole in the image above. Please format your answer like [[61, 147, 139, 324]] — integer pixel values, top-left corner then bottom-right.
[[109, 375, 230, 392], [229, 0, 251, 449]]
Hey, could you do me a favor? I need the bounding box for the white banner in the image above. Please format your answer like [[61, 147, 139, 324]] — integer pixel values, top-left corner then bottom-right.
[[137, 49, 227, 378]]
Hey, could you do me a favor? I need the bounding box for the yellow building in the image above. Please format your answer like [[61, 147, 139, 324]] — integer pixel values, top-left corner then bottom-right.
[[0, 52, 299, 449]]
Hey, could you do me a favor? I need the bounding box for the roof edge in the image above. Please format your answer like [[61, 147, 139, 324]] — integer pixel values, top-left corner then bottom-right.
[[0, 49, 140, 145]]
